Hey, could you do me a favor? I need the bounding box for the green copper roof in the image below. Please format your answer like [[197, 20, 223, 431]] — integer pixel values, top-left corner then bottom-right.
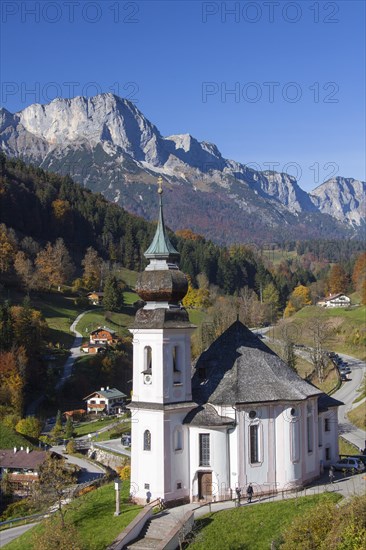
[[144, 192, 179, 261]]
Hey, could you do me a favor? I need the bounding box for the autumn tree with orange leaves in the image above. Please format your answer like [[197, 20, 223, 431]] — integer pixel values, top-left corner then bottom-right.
[[328, 264, 349, 295]]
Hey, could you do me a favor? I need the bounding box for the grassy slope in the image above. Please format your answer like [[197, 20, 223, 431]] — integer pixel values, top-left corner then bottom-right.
[[347, 403, 366, 431], [276, 305, 366, 360], [187, 493, 341, 550], [3, 483, 141, 550], [0, 423, 37, 450], [76, 307, 135, 339], [73, 418, 120, 437]]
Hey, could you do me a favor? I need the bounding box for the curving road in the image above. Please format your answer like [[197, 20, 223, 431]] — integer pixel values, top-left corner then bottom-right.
[[27, 310, 92, 415], [257, 327, 366, 452], [55, 310, 92, 390], [0, 522, 39, 548], [332, 353, 366, 451]]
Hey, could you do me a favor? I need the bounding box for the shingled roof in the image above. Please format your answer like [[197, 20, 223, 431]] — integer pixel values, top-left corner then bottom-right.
[[183, 404, 235, 427], [192, 320, 322, 405]]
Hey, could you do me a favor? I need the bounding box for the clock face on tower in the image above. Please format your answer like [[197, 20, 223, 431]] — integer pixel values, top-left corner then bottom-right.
[[144, 374, 152, 385]]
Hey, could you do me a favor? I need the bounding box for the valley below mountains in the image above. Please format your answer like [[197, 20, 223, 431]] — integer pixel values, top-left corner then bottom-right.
[[1, 93, 364, 245]]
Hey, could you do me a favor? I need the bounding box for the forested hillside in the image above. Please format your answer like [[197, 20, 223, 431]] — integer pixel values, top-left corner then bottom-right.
[[0, 154, 272, 295]]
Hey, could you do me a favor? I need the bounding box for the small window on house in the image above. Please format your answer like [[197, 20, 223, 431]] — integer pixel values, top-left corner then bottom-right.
[[177, 482, 182, 490], [325, 447, 331, 460], [249, 411, 257, 419], [249, 424, 260, 463], [144, 483, 150, 490], [199, 433, 210, 466], [324, 418, 331, 432], [143, 430, 151, 451]]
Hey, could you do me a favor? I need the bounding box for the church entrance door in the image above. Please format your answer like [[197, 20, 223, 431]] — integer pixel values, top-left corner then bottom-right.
[[198, 471, 212, 500]]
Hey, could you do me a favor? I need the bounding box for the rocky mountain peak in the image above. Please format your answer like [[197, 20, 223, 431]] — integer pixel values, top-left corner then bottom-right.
[[0, 93, 364, 241]]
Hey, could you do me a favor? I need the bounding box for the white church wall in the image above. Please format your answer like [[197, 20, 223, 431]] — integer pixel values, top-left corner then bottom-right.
[[130, 408, 165, 502], [188, 426, 229, 501], [130, 408, 192, 504], [303, 398, 320, 480], [241, 407, 272, 490], [130, 328, 193, 405], [167, 414, 190, 502], [318, 409, 339, 465]]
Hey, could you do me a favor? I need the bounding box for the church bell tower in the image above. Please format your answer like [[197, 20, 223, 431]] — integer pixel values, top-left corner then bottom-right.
[[129, 177, 195, 505]]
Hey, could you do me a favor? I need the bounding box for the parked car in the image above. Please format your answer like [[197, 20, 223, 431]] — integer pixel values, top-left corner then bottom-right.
[[340, 373, 349, 381], [339, 366, 351, 374], [340, 454, 366, 466], [331, 457, 365, 473]]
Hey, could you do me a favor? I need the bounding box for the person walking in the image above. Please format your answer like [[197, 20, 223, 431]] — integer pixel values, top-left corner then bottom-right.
[[246, 483, 254, 503], [235, 486, 241, 506], [329, 465, 335, 483]]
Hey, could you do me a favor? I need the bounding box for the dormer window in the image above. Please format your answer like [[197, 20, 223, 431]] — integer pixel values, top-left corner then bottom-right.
[[198, 367, 207, 381]]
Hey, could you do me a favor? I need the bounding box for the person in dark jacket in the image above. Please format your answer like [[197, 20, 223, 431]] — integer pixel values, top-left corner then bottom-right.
[[246, 483, 254, 503]]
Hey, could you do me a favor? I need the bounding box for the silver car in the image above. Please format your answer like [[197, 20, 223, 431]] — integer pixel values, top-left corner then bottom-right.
[[331, 457, 365, 473]]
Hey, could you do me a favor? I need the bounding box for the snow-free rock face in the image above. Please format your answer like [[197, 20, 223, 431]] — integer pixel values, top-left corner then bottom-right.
[[14, 94, 167, 165], [311, 177, 366, 226], [0, 93, 363, 243]]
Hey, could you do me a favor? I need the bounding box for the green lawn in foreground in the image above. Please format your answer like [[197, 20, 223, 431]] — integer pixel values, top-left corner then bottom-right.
[[187, 493, 341, 550], [3, 483, 141, 550]]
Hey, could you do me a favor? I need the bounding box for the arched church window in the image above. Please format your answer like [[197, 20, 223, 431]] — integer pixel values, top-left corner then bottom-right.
[[173, 346, 182, 385], [144, 346, 152, 372], [143, 430, 151, 451], [290, 420, 300, 462], [249, 424, 261, 464], [174, 428, 183, 451], [307, 413, 313, 453]]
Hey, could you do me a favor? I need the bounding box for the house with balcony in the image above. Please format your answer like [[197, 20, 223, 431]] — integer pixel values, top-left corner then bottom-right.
[[317, 293, 351, 308], [0, 448, 51, 496], [84, 387, 127, 415]]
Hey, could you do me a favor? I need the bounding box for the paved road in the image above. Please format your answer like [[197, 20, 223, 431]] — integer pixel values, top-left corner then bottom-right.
[[27, 310, 92, 415], [51, 445, 105, 483], [0, 522, 38, 548], [332, 353, 366, 451], [258, 327, 366, 451], [55, 310, 92, 390]]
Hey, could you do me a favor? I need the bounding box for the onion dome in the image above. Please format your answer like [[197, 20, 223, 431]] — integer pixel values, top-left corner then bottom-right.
[[135, 177, 188, 307]]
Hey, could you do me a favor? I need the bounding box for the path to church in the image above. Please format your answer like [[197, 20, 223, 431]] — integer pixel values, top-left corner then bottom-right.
[[125, 472, 366, 549], [26, 310, 93, 416]]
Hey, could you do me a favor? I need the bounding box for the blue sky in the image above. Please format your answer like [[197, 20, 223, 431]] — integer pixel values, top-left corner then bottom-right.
[[1, 0, 365, 190]]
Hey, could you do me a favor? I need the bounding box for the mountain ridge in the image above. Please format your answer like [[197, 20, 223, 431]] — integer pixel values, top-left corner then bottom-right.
[[0, 93, 364, 244]]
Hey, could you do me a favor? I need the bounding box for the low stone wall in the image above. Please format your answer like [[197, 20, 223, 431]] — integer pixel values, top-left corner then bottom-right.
[[158, 511, 194, 550], [107, 505, 152, 550], [87, 447, 127, 470]]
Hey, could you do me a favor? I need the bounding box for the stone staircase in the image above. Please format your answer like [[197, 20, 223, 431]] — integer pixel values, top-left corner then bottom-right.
[[125, 511, 179, 549]]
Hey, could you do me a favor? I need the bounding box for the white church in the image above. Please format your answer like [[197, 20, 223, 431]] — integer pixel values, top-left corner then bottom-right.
[[129, 181, 341, 505]]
